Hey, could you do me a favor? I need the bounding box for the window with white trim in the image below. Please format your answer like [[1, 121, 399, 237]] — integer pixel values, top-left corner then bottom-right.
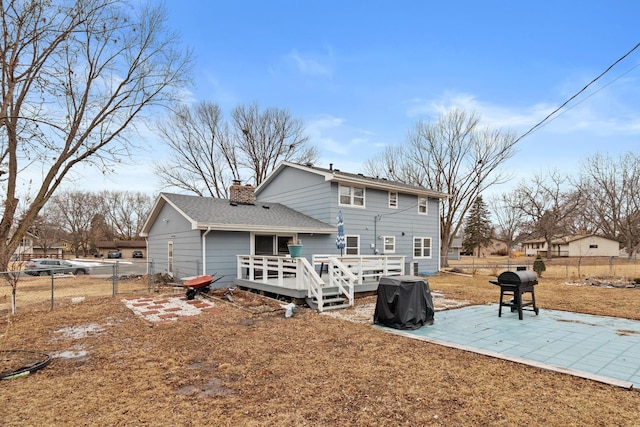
[[418, 197, 427, 215], [168, 241, 174, 274], [339, 184, 365, 207], [388, 192, 398, 209], [346, 235, 360, 255], [413, 237, 432, 258], [383, 236, 395, 254]]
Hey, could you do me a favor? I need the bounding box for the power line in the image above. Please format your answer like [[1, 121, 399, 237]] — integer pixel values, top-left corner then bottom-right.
[[542, 62, 640, 127], [514, 42, 640, 144]]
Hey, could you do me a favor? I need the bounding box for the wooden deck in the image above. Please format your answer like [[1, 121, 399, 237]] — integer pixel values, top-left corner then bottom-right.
[[234, 276, 381, 300], [234, 254, 404, 309]]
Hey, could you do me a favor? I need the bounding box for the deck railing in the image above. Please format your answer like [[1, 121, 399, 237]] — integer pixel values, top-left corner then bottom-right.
[[237, 254, 405, 312], [237, 255, 326, 291], [324, 256, 357, 308], [313, 254, 405, 283]]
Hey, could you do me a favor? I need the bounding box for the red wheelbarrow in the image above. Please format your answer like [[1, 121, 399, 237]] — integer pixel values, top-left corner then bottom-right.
[[182, 275, 222, 300]]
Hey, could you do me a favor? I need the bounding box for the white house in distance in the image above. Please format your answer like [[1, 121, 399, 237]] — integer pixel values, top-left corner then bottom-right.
[[523, 233, 619, 257]]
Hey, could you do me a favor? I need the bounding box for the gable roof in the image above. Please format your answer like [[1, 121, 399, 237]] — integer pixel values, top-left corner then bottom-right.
[[255, 161, 450, 199], [96, 240, 146, 249], [140, 193, 336, 236], [523, 234, 619, 245]]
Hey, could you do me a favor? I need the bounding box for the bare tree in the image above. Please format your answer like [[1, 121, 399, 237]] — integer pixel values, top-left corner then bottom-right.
[[49, 190, 101, 256], [155, 101, 318, 193], [364, 109, 517, 266], [489, 190, 526, 256], [513, 169, 581, 259], [155, 101, 238, 197], [98, 190, 153, 239], [578, 152, 640, 257], [29, 210, 65, 257], [90, 213, 115, 249], [0, 0, 192, 279], [231, 102, 318, 186]]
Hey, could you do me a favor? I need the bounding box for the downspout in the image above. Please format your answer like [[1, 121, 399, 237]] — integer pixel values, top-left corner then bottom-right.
[[202, 227, 212, 275], [373, 214, 381, 254], [144, 237, 149, 275]]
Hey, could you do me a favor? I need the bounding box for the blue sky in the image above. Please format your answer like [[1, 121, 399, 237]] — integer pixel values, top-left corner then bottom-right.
[[83, 0, 640, 195]]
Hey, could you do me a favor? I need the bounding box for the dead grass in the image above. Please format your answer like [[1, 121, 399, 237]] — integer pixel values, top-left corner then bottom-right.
[[0, 267, 639, 426]]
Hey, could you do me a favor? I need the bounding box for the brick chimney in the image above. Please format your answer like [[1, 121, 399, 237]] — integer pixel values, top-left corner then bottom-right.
[[229, 180, 256, 205]]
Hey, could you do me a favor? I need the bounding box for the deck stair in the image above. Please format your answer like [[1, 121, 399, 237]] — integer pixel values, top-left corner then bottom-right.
[[305, 290, 350, 311]]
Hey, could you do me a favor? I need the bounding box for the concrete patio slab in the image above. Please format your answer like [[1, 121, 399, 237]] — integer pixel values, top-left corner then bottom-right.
[[378, 304, 640, 389]]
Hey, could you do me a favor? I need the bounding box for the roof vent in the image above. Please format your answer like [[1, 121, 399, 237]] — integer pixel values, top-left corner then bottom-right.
[[262, 205, 270, 209]]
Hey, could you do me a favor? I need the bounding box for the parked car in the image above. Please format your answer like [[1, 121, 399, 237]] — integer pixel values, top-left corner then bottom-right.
[[132, 250, 144, 258], [107, 250, 122, 259], [24, 259, 89, 276]]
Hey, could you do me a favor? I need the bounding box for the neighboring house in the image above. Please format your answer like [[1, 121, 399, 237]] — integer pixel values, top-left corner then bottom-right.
[[446, 236, 463, 261], [11, 231, 66, 261], [478, 238, 509, 257], [523, 234, 619, 257], [459, 237, 508, 257], [95, 240, 147, 258], [141, 161, 448, 309]]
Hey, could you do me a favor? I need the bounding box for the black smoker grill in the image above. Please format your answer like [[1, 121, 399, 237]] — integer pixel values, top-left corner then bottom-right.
[[489, 270, 539, 320]]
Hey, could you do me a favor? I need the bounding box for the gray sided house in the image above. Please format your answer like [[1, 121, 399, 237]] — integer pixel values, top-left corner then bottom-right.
[[140, 190, 336, 285], [256, 162, 447, 274], [141, 161, 448, 310]]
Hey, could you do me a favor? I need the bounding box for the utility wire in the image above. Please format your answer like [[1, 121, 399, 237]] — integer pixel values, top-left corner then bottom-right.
[[542, 62, 640, 127], [514, 42, 640, 144]]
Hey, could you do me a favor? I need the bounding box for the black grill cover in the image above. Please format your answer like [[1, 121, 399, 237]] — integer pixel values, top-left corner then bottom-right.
[[374, 275, 434, 330]]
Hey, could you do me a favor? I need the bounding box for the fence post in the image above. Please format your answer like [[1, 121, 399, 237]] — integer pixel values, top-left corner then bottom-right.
[[50, 270, 55, 311], [112, 262, 119, 297], [149, 260, 154, 294]]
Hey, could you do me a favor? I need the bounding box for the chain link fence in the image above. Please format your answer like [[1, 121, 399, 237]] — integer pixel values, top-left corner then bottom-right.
[[0, 259, 161, 315], [448, 256, 640, 281]]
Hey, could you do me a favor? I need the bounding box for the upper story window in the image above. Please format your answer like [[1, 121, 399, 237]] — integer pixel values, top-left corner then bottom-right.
[[418, 196, 428, 215], [388, 192, 398, 209], [339, 184, 365, 207]]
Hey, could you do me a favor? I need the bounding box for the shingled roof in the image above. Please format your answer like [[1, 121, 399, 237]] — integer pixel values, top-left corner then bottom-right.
[[141, 193, 336, 235], [256, 161, 450, 199]]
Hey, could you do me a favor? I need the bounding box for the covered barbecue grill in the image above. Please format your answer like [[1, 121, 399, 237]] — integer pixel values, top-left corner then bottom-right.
[[374, 275, 434, 330], [489, 270, 539, 320]]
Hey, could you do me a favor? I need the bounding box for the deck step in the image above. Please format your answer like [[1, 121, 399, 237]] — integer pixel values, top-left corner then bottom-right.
[[321, 297, 346, 304], [321, 303, 352, 311], [305, 295, 351, 311]]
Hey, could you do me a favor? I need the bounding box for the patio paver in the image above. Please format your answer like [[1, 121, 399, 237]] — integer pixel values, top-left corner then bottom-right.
[[378, 304, 640, 389]]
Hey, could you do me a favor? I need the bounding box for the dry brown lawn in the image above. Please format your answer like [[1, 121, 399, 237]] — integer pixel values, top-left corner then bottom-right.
[[1, 260, 639, 426]]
